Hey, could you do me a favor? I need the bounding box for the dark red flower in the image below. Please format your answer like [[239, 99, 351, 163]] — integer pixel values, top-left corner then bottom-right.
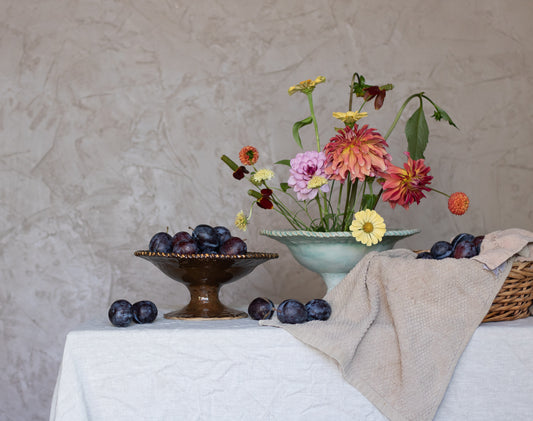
[[255, 188, 273, 209], [233, 166, 249, 180], [363, 86, 387, 110], [257, 197, 273, 209]]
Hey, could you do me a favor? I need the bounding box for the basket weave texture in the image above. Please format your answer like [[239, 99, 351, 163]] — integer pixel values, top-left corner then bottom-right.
[[482, 260, 533, 323]]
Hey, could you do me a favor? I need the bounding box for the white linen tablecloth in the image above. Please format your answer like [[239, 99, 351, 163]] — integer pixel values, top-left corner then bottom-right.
[[50, 315, 533, 421]]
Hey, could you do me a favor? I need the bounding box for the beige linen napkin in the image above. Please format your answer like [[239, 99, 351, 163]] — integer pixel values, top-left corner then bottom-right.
[[260, 229, 533, 421], [473, 228, 533, 270]]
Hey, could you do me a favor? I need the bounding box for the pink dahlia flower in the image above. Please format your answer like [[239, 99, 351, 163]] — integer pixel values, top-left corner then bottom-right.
[[323, 124, 391, 183], [288, 151, 330, 201]]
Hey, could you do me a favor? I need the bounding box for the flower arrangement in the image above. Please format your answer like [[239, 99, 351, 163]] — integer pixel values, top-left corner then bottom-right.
[[221, 73, 469, 246]]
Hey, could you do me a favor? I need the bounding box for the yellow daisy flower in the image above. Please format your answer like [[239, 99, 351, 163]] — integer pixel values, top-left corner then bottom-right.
[[235, 211, 248, 232], [332, 111, 368, 126], [251, 169, 274, 184], [288, 76, 326, 96], [350, 209, 386, 246]]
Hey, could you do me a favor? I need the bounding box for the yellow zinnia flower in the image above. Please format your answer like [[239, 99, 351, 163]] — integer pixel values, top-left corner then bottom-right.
[[251, 169, 274, 184], [332, 111, 368, 126], [288, 76, 326, 96], [350, 209, 386, 246]]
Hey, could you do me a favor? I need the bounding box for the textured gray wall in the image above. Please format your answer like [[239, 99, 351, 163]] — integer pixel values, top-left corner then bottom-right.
[[1, 0, 532, 419]]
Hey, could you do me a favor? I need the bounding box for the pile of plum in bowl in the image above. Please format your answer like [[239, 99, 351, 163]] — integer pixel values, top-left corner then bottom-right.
[[416, 233, 484, 260], [134, 224, 278, 320]]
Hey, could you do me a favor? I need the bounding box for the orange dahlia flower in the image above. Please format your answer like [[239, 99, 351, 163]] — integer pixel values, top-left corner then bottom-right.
[[323, 124, 391, 183], [381, 153, 433, 209], [239, 146, 259, 165], [448, 192, 469, 215]]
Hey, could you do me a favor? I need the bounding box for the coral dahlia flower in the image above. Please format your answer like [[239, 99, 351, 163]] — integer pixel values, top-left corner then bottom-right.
[[381, 153, 433, 209], [323, 124, 391, 183]]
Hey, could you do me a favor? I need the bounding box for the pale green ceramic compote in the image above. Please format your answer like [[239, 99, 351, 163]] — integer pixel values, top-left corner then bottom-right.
[[260, 229, 420, 291]]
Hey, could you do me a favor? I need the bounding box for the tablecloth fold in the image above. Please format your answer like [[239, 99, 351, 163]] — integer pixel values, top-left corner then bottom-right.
[[261, 229, 533, 421]]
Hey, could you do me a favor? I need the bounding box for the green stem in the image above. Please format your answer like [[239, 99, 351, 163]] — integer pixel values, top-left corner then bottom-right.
[[315, 195, 324, 226], [340, 181, 352, 229], [428, 187, 450, 198], [384, 93, 422, 140], [348, 72, 358, 111], [320, 192, 330, 230], [421, 94, 436, 108], [307, 93, 321, 151], [375, 188, 383, 207], [345, 179, 359, 230], [359, 180, 367, 211]]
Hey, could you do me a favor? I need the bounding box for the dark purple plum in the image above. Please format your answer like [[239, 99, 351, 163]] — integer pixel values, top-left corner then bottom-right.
[[451, 233, 475, 250], [149, 232, 173, 253], [172, 231, 192, 245], [277, 299, 308, 324], [192, 224, 219, 251], [473, 235, 484, 254], [214, 226, 232, 245], [172, 240, 198, 255], [305, 299, 332, 321], [108, 299, 133, 327], [200, 246, 219, 254], [247, 297, 275, 320], [430, 241, 453, 259], [453, 240, 478, 259], [132, 300, 158, 324], [416, 251, 433, 259], [219, 237, 247, 255]]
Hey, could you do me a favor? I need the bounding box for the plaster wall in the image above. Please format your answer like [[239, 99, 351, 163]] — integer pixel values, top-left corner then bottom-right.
[[1, 0, 532, 419]]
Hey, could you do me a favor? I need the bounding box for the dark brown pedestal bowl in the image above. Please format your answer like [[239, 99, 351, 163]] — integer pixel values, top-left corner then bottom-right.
[[134, 251, 278, 320]]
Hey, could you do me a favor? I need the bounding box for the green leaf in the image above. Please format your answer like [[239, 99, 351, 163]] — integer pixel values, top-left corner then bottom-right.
[[432, 105, 458, 128], [360, 194, 379, 210], [280, 182, 289, 192], [274, 159, 291, 166], [405, 104, 429, 160], [292, 116, 313, 149]]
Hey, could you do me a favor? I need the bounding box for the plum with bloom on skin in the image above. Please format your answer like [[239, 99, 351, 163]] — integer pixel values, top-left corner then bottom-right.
[[381, 152, 433, 209], [323, 124, 391, 183], [288, 151, 330, 201]]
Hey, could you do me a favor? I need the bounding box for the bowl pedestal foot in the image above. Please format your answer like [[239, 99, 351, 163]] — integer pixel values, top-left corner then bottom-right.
[[164, 283, 248, 320]]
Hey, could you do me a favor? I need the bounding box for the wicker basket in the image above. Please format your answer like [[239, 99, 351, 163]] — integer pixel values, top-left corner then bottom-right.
[[482, 260, 533, 323], [415, 250, 533, 323]]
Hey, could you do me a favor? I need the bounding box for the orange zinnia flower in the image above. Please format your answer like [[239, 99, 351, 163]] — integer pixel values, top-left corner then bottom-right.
[[323, 124, 391, 183], [448, 192, 469, 215], [239, 146, 259, 165], [381, 153, 433, 209]]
